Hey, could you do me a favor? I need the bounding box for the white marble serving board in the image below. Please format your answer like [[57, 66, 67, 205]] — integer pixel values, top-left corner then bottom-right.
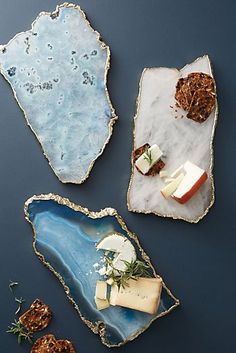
[[127, 55, 218, 223]]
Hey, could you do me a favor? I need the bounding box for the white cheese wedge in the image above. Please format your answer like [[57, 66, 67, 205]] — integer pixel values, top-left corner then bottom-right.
[[161, 173, 185, 198], [164, 177, 175, 184], [170, 164, 184, 178], [95, 281, 107, 300], [96, 233, 136, 274], [172, 161, 208, 204], [135, 144, 163, 175], [106, 278, 114, 286], [94, 297, 110, 311], [159, 170, 168, 178], [109, 283, 119, 306], [110, 277, 162, 314]]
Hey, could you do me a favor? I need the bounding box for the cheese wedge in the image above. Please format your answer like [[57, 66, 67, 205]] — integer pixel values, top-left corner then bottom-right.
[[161, 173, 185, 198], [97, 233, 136, 274], [95, 297, 110, 311], [135, 144, 163, 175], [164, 177, 175, 184], [106, 278, 114, 286], [170, 164, 184, 178], [159, 170, 168, 179], [110, 277, 162, 315], [173, 161, 208, 204], [95, 281, 107, 300]]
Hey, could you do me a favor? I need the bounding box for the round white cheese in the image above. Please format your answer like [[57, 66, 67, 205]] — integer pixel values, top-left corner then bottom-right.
[[96, 233, 137, 273]]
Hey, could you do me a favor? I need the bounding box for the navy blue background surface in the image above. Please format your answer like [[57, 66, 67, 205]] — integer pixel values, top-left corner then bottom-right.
[[0, 1, 235, 352]]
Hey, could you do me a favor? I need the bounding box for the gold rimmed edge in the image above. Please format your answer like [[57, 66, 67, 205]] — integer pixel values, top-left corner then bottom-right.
[[24, 193, 180, 348], [127, 55, 218, 224], [0, 2, 118, 184]]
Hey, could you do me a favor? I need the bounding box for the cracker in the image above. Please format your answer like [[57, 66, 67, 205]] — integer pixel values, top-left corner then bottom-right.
[[19, 299, 52, 332], [31, 335, 76, 353], [57, 339, 76, 352], [175, 72, 216, 122], [187, 89, 216, 123], [31, 334, 57, 353]]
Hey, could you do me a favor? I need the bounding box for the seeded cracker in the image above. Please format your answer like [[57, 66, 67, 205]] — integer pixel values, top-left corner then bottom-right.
[[187, 89, 216, 123], [175, 72, 216, 122], [31, 334, 76, 353], [19, 299, 52, 332]]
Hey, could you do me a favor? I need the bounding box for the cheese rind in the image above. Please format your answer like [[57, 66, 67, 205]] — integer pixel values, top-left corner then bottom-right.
[[110, 277, 162, 314], [95, 297, 110, 311], [173, 161, 207, 203], [95, 281, 107, 300], [110, 283, 119, 306], [161, 173, 185, 198], [135, 144, 163, 175]]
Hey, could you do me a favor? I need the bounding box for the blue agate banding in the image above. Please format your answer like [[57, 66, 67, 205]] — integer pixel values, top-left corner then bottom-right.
[[24, 194, 179, 347]]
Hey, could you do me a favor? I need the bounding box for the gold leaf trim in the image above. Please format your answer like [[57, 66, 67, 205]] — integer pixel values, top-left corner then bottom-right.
[[0, 3, 118, 184], [24, 193, 180, 348], [127, 55, 218, 223]]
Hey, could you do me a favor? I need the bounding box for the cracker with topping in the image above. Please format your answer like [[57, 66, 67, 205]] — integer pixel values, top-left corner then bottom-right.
[[19, 299, 52, 332]]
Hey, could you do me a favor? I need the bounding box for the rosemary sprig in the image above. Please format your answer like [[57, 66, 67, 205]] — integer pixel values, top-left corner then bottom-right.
[[7, 319, 33, 344], [14, 297, 25, 315], [143, 149, 153, 166], [105, 256, 152, 289], [9, 280, 18, 293]]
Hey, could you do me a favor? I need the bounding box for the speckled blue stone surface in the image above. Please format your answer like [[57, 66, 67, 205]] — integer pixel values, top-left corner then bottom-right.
[[0, 4, 116, 183], [25, 195, 178, 347]]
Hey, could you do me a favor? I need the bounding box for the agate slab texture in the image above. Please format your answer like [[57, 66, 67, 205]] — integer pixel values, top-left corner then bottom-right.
[[24, 194, 179, 347], [0, 3, 117, 183]]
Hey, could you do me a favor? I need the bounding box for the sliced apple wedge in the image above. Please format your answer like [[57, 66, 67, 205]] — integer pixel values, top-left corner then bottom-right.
[[172, 161, 208, 204], [170, 164, 184, 179], [161, 173, 185, 198]]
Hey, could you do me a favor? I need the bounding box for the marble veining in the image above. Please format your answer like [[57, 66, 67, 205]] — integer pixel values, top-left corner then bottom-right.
[[128, 56, 218, 223], [0, 3, 117, 183], [24, 194, 179, 347]]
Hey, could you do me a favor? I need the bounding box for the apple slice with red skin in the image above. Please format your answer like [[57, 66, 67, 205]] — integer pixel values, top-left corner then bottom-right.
[[173, 172, 208, 204], [172, 161, 208, 204]]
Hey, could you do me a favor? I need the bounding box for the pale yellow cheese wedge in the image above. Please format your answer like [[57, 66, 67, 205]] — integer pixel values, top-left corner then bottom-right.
[[161, 173, 185, 198], [95, 297, 110, 310], [106, 278, 114, 286], [164, 177, 175, 184], [95, 280, 107, 300], [110, 277, 162, 314], [170, 164, 184, 178], [159, 170, 168, 178]]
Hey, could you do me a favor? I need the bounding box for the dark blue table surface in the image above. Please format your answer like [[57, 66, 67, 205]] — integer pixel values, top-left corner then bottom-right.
[[0, 1, 235, 352]]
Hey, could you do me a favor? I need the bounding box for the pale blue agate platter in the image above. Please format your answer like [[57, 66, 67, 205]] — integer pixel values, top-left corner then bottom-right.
[[25, 194, 179, 347], [0, 3, 117, 184]]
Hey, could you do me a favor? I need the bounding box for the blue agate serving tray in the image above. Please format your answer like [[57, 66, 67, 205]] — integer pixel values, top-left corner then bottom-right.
[[0, 3, 117, 184], [24, 194, 179, 347]]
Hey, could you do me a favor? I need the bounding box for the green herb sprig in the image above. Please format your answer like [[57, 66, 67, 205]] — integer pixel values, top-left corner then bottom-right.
[[14, 297, 25, 315], [9, 280, 18, 293], [7, 319, 33, 344], [105, 256, 152, 289], [7, 280, 30, 345], [143, 149, 153, 166]]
